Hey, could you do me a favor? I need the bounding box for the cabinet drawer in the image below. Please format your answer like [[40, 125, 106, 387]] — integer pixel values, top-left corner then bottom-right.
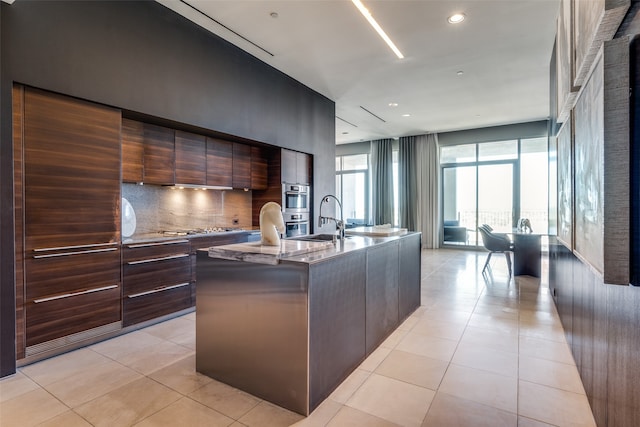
[[123, 239, 190, 262], [123, 255, 191, 295], [26, 246, 121, 300], [123, 282, 192, 327], [26, 284, 121, 347]]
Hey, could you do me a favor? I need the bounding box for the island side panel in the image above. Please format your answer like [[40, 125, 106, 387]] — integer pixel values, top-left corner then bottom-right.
[[308, 250, 367, 412], [195, 252, 309, 415], [366, 242, 400, 355], [399, 233, 422, 321]]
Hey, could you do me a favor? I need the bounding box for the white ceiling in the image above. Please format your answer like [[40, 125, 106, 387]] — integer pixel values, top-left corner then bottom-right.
[[157, 0, 560, 144]]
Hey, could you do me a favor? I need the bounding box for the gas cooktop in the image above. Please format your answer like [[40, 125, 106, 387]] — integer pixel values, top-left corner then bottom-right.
[[161, 228, 244, 237]]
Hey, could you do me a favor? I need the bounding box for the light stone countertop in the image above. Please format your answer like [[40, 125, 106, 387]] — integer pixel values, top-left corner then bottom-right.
[[346, 226, 408, 237], [205, 233, 420, 265], [207, 239, 334, 265]]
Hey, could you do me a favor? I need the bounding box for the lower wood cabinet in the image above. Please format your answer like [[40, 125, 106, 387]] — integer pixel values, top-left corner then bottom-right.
[[122, 239, 193, 327], [25, 245, 122, 348]]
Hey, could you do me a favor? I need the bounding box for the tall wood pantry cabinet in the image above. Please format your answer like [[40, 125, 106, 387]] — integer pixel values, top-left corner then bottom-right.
[[13, 85, 122, 359]]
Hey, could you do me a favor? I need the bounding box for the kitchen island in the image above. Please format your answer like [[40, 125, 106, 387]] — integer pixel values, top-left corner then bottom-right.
[[195, 232, 421, 415]]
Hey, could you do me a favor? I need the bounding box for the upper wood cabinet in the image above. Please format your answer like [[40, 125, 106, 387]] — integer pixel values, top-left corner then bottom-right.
[[251, 146, 268, 190], [175, 130, 206, 185], [281, 148, 311, 185], [121, 118, 144, 183], [206, 138, 233, 187], [143, 123, 175, 185], [22, 87, 122, 248], [232, 143, 252, 189], [122, 119, 269, 190]]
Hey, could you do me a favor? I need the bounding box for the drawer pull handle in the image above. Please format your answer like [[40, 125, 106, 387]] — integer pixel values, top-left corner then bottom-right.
[[126, 240, 189, 248], [33, 285, 118, 304], [127, 282, 191, 298], [126, 253, 190, 265], [33, 242, 118, 252], [33, 247, 118, 259]]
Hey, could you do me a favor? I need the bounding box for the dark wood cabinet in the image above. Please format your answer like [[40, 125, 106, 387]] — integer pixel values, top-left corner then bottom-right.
[[19, 86, 122, 350], [232, 143, 252, 189], [281, 148, 311, 185], [143, 123, 175, 185], [122, 118, 144, 183], [206, 138, 233, 187], [251, 146, 268, 190], [175, 130, 206, 185], [25, 247, 121, 346], [122, 239, 192, 326]]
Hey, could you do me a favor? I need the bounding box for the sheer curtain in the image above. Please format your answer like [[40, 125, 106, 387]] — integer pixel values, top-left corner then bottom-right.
[[416, 134, 440, 248], [371, 139, 394, 225], [398, 136, 417, 230]]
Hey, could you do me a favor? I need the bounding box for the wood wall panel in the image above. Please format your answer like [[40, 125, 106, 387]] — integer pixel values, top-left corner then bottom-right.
[[550, 239, 640, 427], [252, 148, 282, 227], [606, 285, 640, 427], [13, 85, 26, 360]]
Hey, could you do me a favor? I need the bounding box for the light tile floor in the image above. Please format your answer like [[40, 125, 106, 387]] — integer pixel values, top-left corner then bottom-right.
[[0, 249, 596, 427]]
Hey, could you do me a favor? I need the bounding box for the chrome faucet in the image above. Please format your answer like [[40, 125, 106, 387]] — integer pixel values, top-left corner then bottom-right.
[[319, 194, 345, 240]]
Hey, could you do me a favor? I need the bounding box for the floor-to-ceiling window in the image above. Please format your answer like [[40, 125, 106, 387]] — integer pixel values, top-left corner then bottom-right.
[[336, 153, 369, 225], [441, 138, 548, 247]]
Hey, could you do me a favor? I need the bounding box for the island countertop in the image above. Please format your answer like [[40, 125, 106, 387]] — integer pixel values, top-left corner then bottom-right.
[[206, 233, 419, 265]]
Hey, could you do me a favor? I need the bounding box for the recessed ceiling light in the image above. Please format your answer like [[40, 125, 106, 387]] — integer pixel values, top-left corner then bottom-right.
[[402, 114, 411, 117], [342, 131, 349, 135], [457, 70, 464, 76], [388, 102, 399, 107], [270, 12, 279, 18], [352, 0, 404, 59], [447, 13, 465, 24]]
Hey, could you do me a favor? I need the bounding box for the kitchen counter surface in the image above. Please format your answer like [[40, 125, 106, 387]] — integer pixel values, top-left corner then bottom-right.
[[205, 233, 418, 265], [346, 226, 408, 237], [122, 229, 251, 245], [207, 239, 334, 265]]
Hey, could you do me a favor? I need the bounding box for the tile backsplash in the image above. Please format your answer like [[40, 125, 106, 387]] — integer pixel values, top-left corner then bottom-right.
[[122, 183, 252, 235]]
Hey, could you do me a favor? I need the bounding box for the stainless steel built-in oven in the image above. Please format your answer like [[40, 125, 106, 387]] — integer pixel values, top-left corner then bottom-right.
[[282, 184, 309, 214], [284, 212, 309, 238]]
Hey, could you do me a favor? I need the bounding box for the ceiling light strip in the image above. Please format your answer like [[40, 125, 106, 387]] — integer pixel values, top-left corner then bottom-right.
[[179, 0, 275, 57], [351, 0, 404, 59], [359, 106, 386, 123], [336, 116, 359, 128]]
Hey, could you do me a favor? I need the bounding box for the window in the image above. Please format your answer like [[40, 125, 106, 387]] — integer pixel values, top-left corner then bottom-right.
[[440, 138, 549, 246], [336, 154, 369, 225]]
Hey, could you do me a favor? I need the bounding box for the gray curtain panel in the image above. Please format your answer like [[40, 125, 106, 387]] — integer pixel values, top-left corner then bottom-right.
[[398, 136, 418, 230], [416, 134, 440, 248], [371, 138, 395, 225]]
